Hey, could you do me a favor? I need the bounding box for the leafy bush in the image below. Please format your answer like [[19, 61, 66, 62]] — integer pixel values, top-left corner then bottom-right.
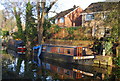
[[113, 57, 120, 66], [2, 31, 9, 37]]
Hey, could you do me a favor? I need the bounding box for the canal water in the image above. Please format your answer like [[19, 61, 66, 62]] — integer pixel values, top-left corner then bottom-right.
[[1, 51, 120, 81]]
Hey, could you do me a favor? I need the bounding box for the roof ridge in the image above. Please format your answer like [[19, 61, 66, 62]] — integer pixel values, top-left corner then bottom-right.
[[51, 6, 80, 19]]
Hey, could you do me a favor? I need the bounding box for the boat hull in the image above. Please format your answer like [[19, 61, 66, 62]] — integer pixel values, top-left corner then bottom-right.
[[40, 52, 74, 63], [40, 52, 94, 65]]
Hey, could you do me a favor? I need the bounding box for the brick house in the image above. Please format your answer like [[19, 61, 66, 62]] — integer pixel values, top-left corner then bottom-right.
[[51, 5, 83, 27], [81, 2, 118, 39]]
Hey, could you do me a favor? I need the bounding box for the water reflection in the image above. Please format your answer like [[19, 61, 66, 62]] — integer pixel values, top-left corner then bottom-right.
[[38, 59, 112, 80], [2, 52, 120, 81]]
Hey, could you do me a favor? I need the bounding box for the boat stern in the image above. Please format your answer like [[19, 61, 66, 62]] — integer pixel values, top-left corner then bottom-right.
[[73, 55, 95, 60]]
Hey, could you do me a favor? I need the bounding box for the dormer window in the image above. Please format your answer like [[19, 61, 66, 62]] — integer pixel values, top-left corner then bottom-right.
[[60, 17, 64, 23], [85, 14, 94, 21]]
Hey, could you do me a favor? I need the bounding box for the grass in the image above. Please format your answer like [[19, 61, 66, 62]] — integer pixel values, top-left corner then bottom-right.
[[0, 50, 7, 54]]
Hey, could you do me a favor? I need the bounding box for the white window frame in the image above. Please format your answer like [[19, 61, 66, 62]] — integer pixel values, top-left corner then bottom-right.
[[85, 14, 94, 21], [55, 18, 58, 24]]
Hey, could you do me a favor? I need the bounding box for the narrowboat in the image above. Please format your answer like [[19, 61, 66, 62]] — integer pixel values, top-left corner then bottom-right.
[[6, 39, 26, 54], [33, 44, 95, 65]]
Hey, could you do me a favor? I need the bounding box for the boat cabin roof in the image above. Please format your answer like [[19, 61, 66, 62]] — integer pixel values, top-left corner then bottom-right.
[[33, 44, 86, 49], [43, 44, 82, 48]]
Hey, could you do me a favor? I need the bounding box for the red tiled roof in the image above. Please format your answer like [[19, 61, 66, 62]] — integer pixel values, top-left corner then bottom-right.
[[51, 6, 79, 19], [83, 2, 119, 13]]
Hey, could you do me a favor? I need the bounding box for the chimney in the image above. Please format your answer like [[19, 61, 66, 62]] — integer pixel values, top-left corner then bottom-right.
[[73, 5, 76, 8]]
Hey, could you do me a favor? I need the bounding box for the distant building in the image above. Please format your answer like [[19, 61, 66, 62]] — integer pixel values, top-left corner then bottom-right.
[[51, 5, 83, 27], [81, 2, 118, 39]]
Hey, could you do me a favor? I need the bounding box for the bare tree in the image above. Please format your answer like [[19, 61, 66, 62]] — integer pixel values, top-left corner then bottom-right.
[[1, 0, 26, 34], [36, 0, 58, 44]]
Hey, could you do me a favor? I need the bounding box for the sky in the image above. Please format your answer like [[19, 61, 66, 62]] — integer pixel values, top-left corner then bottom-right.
[[0, 0, 105, 10], [48, 0, 106, 17], [53, 0, 105, 11], [0, 0, 106, 17], [0, 4, 4, 10]]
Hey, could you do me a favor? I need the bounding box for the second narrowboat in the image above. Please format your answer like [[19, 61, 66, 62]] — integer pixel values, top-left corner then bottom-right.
[[6, 39, 26, 54]]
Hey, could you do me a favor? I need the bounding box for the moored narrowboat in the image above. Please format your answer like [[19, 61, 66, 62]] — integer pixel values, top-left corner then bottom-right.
[[33, 44, 95, 65], [6, 39, 26, 54]]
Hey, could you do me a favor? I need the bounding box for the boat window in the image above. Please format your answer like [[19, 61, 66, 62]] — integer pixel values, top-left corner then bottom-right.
[[65, 70, 71, 75], [57, 67, 61, 73], [58, 48, 60, 53], [16, 41, 25, 46], [59, 48, 64, 53], [42, 46, 46, 52], [46, 47, 51, 52], [51, 47, 58, 53], [76, 47, 83, 56], [67, 49, 71, 54]]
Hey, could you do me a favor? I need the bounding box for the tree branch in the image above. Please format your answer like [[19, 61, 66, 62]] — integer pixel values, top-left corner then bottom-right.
[[46, 0, 58, 13]]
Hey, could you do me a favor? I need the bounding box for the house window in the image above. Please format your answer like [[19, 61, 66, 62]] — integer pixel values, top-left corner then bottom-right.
[[85, 14, 94, 21], [55, 19, 58, 24], [60, 17, 64, 23], [58, 48, 60, 53]]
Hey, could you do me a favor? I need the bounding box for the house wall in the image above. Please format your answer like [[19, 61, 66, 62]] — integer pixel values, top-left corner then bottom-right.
[[57, 7, 83, 27], [82, 11, 111, 39]]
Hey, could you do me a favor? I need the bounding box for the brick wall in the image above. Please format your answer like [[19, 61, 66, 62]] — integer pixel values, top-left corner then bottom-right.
[[57, 7, 83, 27]]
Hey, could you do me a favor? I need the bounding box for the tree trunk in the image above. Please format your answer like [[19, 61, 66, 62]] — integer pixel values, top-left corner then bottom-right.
[[37, 0, 58, 45], [37, 2, 45, 45]]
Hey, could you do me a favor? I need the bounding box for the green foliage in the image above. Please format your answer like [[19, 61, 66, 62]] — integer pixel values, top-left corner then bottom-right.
[[104, 10, 119, 42], [53, 25, 61, 33], [114, 57, 120, 66], [103, 4, 119, 57], [66, 27, 74, 34], [114, 46, 120, 66], [65, 26, 84, 40], [2, 31, 9, 37], [104, 41, 113, 55], [12, 31, 26, 40], [16, 14, 23, 34], [14, 8, 24, 40], [66, 27, 80, 34], [47, 25, 91, 40], [43, 19, 51, 39], [12, 32, 19, 39], [25, 2, 37, 46]]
